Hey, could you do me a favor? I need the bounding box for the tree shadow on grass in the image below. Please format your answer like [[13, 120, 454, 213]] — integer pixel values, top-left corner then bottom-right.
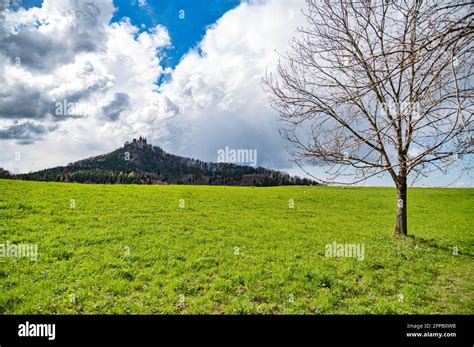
[[408, 235, 474, 258]]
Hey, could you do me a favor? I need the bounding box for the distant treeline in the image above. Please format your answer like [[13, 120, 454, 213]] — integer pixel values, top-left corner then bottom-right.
[[5, 167, 315, 186]]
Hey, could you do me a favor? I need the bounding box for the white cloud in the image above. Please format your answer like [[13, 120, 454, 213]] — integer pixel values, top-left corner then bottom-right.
[[0, 0, 306, 172], [0, 0, 173, 171], [0, 0, 470, 188], [155, 0, 306, 167]]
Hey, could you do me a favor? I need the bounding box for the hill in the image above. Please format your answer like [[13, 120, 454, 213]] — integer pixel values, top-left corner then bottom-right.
[[11, 137, 316, 186]]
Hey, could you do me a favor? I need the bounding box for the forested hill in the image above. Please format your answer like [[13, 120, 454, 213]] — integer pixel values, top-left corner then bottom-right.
[[7, 138, 317, 186]]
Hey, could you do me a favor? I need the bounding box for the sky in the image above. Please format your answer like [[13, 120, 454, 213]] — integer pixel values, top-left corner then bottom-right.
[[0, 0, 472, 187]]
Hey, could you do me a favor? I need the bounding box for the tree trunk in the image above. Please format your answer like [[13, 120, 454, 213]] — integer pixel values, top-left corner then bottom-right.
[[395, 178, 408, 236]]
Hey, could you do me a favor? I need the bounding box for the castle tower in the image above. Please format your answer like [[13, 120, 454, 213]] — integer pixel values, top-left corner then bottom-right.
[[125, 137, 149, 148]]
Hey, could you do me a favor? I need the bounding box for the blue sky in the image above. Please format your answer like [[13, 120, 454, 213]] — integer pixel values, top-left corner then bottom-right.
[[112, 0, 240, 70], [21, 0, 240, 72], [0, 0, 472, 187]]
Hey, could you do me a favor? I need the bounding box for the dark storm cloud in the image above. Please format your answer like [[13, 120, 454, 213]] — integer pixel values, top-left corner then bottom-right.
[[0, 1, 115, 124], [0, 121, 56, 144], [101, 92, 130, 121], [163, 110, 293, 169], [0, 78, 111, 121], [0, 1, 107, 72], [65, 77, 111, 104], [0, 83, 55, 120]]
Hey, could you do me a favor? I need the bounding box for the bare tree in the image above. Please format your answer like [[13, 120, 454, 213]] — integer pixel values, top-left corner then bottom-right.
[[264, 0, 473, 236]]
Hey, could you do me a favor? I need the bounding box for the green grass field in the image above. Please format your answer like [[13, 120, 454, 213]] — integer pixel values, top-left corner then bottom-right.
[[0, 179, 472, 314]]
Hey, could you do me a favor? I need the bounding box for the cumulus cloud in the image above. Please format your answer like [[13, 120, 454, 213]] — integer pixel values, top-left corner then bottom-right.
[[0, 0, 306, 172], [155, 0, 306, 168], [0, 0, 173, 169], [0, 0, 469, 188], [0, 1, 113, 71], [0, 121, 56, 144], [101, 92, 130, 121]]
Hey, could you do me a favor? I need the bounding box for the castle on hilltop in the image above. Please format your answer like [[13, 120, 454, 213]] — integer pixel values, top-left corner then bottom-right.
[[124, 136, 151, 148]]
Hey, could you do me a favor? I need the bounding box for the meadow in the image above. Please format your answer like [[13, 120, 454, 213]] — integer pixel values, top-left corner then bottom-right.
[[0, 179, 472, 314]]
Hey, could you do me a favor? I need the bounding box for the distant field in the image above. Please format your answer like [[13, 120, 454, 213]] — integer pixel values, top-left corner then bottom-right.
[[0, 179, 472, 314]]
